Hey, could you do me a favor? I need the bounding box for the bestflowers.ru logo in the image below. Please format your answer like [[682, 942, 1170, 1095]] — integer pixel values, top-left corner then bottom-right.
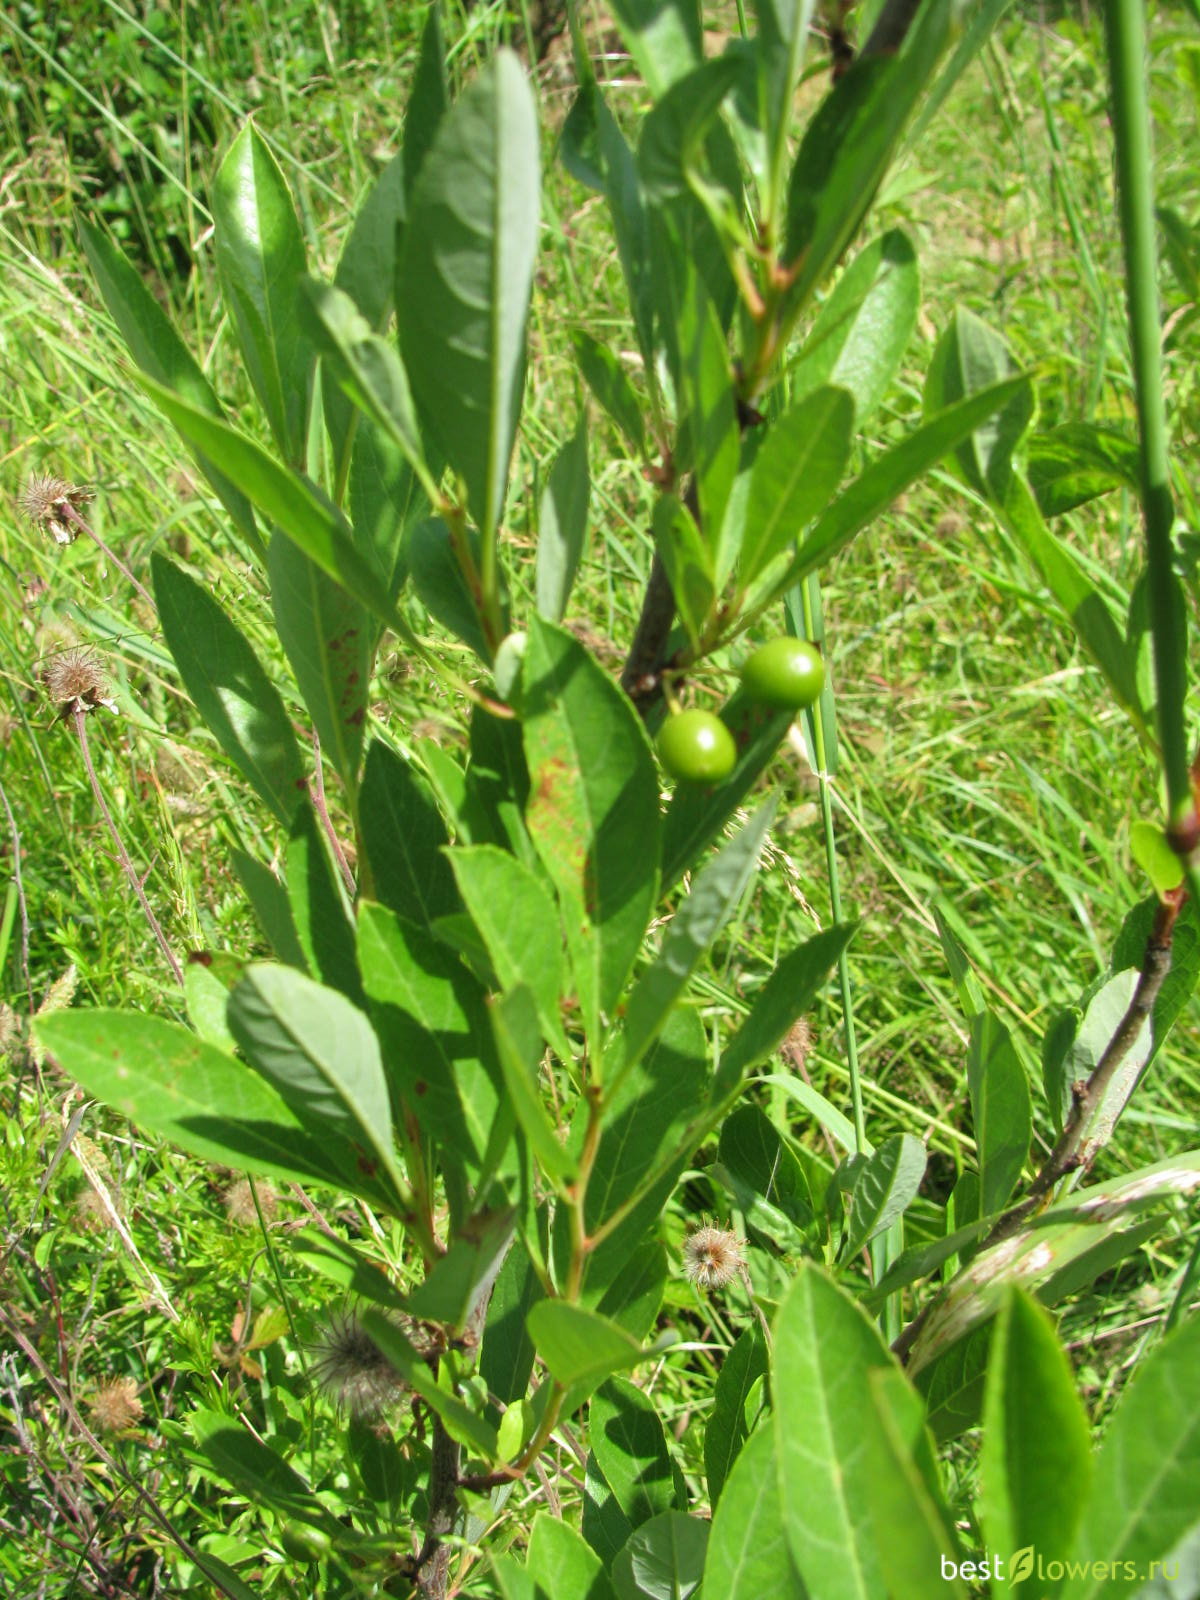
[[940, 1548, 1180, 1586]]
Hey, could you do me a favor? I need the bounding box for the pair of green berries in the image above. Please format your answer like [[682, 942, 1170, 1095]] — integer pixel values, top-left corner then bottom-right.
[[657, 637, 826, 785]]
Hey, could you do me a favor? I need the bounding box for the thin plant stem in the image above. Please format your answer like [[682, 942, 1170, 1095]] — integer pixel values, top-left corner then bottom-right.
[[62, 505, 155, 610], [72, 708, 184, 986], [310, 732, 356, 897], [0, 777, 33, 1017], [1103, 0, 1196, 851]]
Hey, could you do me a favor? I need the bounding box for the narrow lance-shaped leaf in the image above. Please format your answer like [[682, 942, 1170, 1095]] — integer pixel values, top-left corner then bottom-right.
[[739, 385, 855, 585], [571, 330, 646, 456], [967, 1009, 1031, 1218], [398, 50, 539, 542], [536, 413, 591, 624], [213, 123, 312, 464], [591, 1378, 682, 1530], [152, 553, 306, 827], [607, 0, 702, 97], [922, 306, 1035, 504], [402, 1, 448, 198], [704, 1425, 806, 1599], [841, 1132, 927, 1263], [489, 984, 574, 1188]]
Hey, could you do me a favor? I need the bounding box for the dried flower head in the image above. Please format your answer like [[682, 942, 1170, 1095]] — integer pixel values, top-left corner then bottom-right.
[[308, 1310, 407, 1418], [89, 1376, 144, 1434], [682, 1226, 744, 1291], [0, 1003, 20, 1058], [224, 1177, 277, 1228], [19, 473, 93, 545], [42, 649, 118, 720]]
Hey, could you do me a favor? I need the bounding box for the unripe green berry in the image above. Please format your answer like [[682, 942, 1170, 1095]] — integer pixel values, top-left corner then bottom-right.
[[657, 709, 737, 784], [740, 636, 825, 710]]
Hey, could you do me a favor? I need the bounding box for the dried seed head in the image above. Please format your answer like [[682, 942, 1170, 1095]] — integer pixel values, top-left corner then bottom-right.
[[89, 1377, 144, 1433], [19, 473, 93, 545], [682, 1226, 744, 1291], [225, 1177, 277, 1228], [784, 1016, 814, 1071], [42, 649, 118, 720], [0, 1003, 20, 1057], [37, 963, 78, 1017], [308, 1310, 407, 1418]]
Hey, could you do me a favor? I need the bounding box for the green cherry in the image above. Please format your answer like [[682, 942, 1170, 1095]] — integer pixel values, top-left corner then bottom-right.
[[740, 636, 826, 710], [657, 709, 737, 784]]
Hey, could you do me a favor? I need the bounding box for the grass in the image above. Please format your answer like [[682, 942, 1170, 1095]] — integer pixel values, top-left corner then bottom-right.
[[2, 1, 1199, 1593]]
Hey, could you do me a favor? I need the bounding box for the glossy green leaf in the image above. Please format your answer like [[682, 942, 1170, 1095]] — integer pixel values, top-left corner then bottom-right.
[[213, 123, 311, 463], [184, 953, 241, 1055], [615, 802, 775, 1092], [227, 962, 405, 1199], [789, 231, 918, 427], [571, 330, 646, 456], [190, 1410, 345, 1535], [398, 50, 539, 541], [758, 375, 1032, 605], [140, 381, 397, 630], [490, 985, 573, 1186], [357, 900, 501, 1166], [718, 1104, 813, 1243], [711, 924, 857, 1103], [292, 1229, 408, 1311], [79, 221, 258, 544], [229, 847, 307, 969], [268, 531, 370, 792], [705, 1324, 768, 1507], [359, 740, 458, 930], [335, 152, 406, 330], [526, 1302, 644, 1390], [402, 2, 448, 197], [774, 1262, 898, 1599], [596, 1240, 668, 1344], [756, 0, 817, 205], [917, 1321, 993, 1443], [482, 1235, 543, 1404], [405, 1207, 516, 1334], [862, 1218, 995, 1310], [1061, 1313, 1200, 1600], [451, 846, 571, 1061], [923, 307, 1035, 503], [652, 494, 716, 649], [591, 1378, 682, 1532], [979, 1289, 1092, 1600], [522, 617, 661, 1041], [536, 414, 591, 624], [359, 1310, 499, 1458], [782, 1, 951, 322], [705, 1425, 806, 1599], [607, 0, 702, 96], [527, 1515, 616, 1600], [637, 55, 742, 205], [285, 801, 362, 1004], [34, 1009, 348, 1192], [611, 1511, 708, 1600], [967, 1010, 1031, 1218], [1027, 422, 1140, 518], [407, 516, 493, 661], [739, 385, 855, 584], [841, 1132, 926, 1262], [349, 422, 419, 603], [152, 554, 305, 826]]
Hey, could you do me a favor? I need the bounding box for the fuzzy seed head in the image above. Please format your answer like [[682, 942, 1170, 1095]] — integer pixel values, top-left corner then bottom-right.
[[224, 1177, 277, 1228], [0, 1003, 20, 1057], [42, 649, 117, 720], [89, 1376, 144, 1433], [20, 473, 93, 545], [682, 1226, 744, 1291], [308, 1310, 406, 1418]]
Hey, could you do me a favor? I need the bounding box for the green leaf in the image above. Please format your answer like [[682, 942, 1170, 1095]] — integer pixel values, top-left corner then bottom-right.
[[1027, 422, 1141, 518], [596, 1240, 668, 1344], [397, 50, 539, 541], [140, 381, 397, 630], [482, 1238, 542, 1406], [756, 0, 818, 207], [1111, 894, 1200, 1075], [335, 152, 406, 331], [526, 1302, 644, 1391], [490, 985, 574, 1187], [591, 1378, 682, 1531], [774, 1262, 899, 1599], [759, 375, 1033, 605], [638, 55, 743, 205], [585, 1452, 636, 1566], [229, 847, 307, 969], [607, 0, 702, 97], [967, 1010, 1031, 1217], [285, 801, 362, 1004], [451, 846, 571, 1062], [788, 231, 919, 428], [268, 531, 370, 792], [718, 1104, 813, 1242], [536, 414, 591, 624], [227, 962, 406, 1200], [79, 221, 258, 544], [359, 1310, 499, 1458], [405, 1207, 516, 1334], [652, 495, 716, 649], [359, 740, 459, 931], [782, 2, 952, 322], [861, 1369, 965, 1600], [711, 924, 857, 1103], [705, 1425, 806, 1598], [704, 1325, 768, 1507], [527, 1515, 617, 1600], [522, 618, 661, 1041], [403, 2, 448, 198], [615, 802, 776, 1091], [571, 330, 646, 456], [189, 1409, 345, 1535], [923, 307, 1035, 503], [407, 515, 495, 661], [979, 1289, 1092, 1600], [34, 1009, 350, 1192], [349, 421, 420, 603], [213, 123, 311, 463], [357, 900, 502, 1167], [841, 1133, 926, 1262], [611, 1511, 708, 1600], [739, 385, 855, 584], [916, 1321, 993, 1443], [152, 554, 305, 826], [301, 278, 428, 486], [184, 953, 241, 1054], [293, 1229, 409, 1311], [1061, 1313, 1200, 1600]]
